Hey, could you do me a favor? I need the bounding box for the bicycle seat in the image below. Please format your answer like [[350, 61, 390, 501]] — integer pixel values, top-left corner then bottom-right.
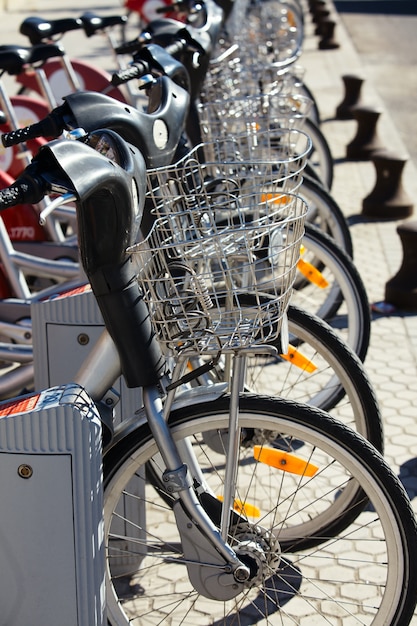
[[80, 12, 128, 38], [0, 46, 31, 74], [0, 43, 65, 74], [19, 16, 83, 45], [29, 43, 66, 63]]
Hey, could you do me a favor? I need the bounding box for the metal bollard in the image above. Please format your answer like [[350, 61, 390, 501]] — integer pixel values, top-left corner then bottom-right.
[[314, 10, 331, 35], [309, 0, 327, 14], [312, 6, 330, 24], [318, 19, 340, 50], [346, 105, 385, 160], [385, 221, 417, 309], [362, 151, 414, 219], [335, 74, 365, 120]]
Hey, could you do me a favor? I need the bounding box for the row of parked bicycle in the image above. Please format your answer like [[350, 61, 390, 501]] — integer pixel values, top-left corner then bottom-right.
[[0, 0, 416, 624]]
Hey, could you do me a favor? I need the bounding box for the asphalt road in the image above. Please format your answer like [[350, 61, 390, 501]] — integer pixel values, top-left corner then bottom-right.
[[334, 0, 417, 168]]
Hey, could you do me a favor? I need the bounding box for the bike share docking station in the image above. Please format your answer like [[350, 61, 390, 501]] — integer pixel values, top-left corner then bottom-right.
[[31, 282, 142, 425], [31, 284, 146, 575], [0, 383, 105, 626], [0, 284, 145, 626]]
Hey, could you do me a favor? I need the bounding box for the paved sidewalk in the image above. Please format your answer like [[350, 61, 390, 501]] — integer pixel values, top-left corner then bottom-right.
[[0, 0, 416, 621], [300, 2, 417, 504]]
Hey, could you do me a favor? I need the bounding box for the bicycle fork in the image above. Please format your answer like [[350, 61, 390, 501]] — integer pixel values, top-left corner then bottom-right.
[[142, 379, 252, 600]]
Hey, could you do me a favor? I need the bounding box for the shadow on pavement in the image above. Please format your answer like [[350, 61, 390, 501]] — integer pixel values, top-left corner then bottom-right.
[[399, 458, 417, 501], [212, 562, 303, 625]]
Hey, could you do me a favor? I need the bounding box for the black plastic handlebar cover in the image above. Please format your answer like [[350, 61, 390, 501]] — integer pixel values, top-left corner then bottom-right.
[[137, 21, 214, 99], [1, 132, 164, 385], [62, 79, 190, 168], [2, 73, 190, 169], [43, 132, 166, 386], [112, 43, 191, 93]]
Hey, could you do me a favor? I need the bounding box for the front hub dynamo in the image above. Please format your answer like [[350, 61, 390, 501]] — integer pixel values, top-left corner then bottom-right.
[[233, 522, 282, 588]]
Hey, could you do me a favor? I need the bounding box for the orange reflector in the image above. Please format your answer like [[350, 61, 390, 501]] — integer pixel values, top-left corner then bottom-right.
[[254, 445, 319, 477], [280, 344, 317, 373], [287, 10, 297, 28], [297, 258, 329, 288], [217, 495, 261, 519], [261, 193, 291, 205]]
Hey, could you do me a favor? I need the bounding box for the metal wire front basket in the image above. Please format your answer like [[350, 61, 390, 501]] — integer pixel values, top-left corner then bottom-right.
[[202, 2, 304, 104], [188, 127, 311, 188], [202, 51, 290, 102], [128, 138, 308, 356], [198, 93, 313, 143]]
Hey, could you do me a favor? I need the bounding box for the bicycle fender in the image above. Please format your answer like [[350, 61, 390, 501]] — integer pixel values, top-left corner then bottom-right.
[[171, 383, 229, 409]]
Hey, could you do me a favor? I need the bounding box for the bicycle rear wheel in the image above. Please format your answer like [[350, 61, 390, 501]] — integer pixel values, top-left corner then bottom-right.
[[104, 395, 417, 625]]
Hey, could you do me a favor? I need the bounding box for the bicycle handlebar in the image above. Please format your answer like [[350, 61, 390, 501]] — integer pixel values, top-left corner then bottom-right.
[[2, 65, 190, 169], [0, 164, 46, 211], [1, 109, 66, 148], [111, 60, 150, 86], [111, 39, 187, 87], [0, 130, 166, 385], [111, 39, 190, 86], [112, 27, 202, 84]]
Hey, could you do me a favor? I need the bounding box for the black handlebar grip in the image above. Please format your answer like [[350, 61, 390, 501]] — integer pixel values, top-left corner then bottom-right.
[[0, 184, 26, 209], [0, 183, 32, 211], [164, 39, 187, 58], [111, 62, 148, 86], [0, 171, 46, 209], [114, 36, 149, 56], [1, 113, 64, 148]]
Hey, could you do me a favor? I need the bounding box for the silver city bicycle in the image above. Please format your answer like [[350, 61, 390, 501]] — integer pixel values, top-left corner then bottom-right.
[[0, 126, 415, 625]]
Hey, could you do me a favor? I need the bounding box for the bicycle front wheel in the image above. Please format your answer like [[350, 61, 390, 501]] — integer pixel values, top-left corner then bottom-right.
[[303, 116, 334, 190], [294, 222, 371, 360], [104, 395, 417, 625], [301, 174, 353, 256]]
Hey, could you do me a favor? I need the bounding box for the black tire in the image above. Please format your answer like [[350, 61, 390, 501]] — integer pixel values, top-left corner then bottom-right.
[[304, 115, 334, 190], [192, 299, 379, 445], [295, 222, 371, 360], [229, 303, 382, 447], [301, 173, 353, 257]]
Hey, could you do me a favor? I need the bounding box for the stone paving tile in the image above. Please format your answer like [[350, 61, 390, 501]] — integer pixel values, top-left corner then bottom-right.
[[301, 9, 417, 564]]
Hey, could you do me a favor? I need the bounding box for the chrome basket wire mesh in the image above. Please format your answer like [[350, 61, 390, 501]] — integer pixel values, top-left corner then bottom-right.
[[230, 2, 303, 67], [202, 51, 289, 102], [198, 93, 313, 144], [217, 0, 303, 73], [128, 137, 308, 357], [201, 47, 311, 111], [191, 127, 312, 187], [202, 0, 304, 102]]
